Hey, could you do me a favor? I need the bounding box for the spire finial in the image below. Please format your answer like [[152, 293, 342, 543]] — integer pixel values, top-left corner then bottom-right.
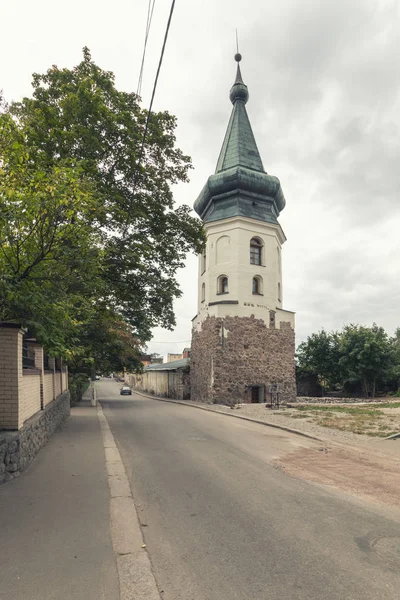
[[230, 37, 248, 104], [235, 29, 242, 63]]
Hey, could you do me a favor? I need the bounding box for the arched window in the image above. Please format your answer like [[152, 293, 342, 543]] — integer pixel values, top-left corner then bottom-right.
[[278, 282, 281, 301], [201, 282, 205, 302], [250, 238, 263, 265], [252, 276, 263, 295], [217, 275, 229, 294]]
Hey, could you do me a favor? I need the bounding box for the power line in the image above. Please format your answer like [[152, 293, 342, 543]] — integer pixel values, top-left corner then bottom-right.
[[137, 0, 156, 97], [147, 339, 191, 344], [123, 0, 176, 236]]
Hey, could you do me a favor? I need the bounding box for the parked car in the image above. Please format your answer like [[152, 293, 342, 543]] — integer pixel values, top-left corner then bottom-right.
[[120, 385, 132, 396], [95, 375, 100, 381]]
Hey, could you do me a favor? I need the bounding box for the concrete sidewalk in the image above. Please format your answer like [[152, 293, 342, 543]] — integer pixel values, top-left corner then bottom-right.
[[0, 400, 119, 600]]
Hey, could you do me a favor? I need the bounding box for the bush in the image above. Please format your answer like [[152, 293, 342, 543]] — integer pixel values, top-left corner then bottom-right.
[[69, 374, 90, 406]]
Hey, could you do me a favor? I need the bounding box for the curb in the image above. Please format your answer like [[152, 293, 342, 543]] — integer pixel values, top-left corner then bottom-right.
[[383, 432, 400, 440], [97, 402, 162, 600]]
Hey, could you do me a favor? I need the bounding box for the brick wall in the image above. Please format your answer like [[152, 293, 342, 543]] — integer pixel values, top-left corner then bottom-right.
[[54, 373, 61, 399], [19, 373, 41, 428], [0, 326, 22, 429], [43, 372, 54, 406], [0, 325, 69, 431], [191, 315, 296, 405], [61, 369, 68, 392]]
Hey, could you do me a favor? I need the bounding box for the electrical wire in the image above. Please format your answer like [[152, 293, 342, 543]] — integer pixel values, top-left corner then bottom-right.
[[123, 0, 176, 236], [137, 0, 156, 97], [147, 339, 191, 344]]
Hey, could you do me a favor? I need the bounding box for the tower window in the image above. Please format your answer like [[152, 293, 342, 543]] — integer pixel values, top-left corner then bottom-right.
[[217, 275, 229, 294], [278, 282, 281, 302], [250, 238, 263, 265], [252, 276, 263, 295], [201, 282, 205, 302]]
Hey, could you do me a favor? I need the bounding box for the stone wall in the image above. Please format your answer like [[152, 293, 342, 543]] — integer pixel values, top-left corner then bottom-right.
[[191, 315, 296, 405], [0, 391, 70, 484], [291, 396, 394, 405]]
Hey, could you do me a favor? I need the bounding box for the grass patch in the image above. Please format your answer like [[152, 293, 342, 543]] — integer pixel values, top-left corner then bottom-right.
[[287, 402, 400, 437], [288, 413, 312, 419], [364, 430, 399, 438], [368, 402, 400, 409]]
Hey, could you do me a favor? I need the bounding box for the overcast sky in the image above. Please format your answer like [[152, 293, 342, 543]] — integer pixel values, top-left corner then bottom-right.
[[2, 0, 400, 358]]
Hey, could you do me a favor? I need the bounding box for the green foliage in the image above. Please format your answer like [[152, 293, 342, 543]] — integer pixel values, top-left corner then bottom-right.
[[297, 323, 400, 397], [66, 307, 143, 378], [296, 329, 341, 389], [68, 373, 90, 406], [0, 48, 205, 361], [339, 324, 392, 397]]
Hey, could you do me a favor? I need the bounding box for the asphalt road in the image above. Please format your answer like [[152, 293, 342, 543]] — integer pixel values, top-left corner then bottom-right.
[[99, 380, 400, 600]]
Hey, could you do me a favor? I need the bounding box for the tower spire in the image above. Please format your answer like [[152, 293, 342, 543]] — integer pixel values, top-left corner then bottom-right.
[[216, 54, 261, 172], [194, 53, 286, 224]]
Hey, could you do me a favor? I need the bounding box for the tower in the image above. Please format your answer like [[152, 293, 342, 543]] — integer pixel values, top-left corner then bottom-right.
[[190, 54, 296, 405]]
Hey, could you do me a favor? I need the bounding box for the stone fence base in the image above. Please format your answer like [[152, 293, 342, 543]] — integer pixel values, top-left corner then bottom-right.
[[0, 391, 70, 484], [293, 396, 393, 405]]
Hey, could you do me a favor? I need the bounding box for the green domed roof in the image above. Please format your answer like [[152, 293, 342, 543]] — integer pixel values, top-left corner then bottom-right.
[[194, 56, 286, 224]]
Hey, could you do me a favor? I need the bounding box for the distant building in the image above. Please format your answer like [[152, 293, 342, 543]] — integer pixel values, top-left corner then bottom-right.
[[151, 356, 163, 364], [140, 354, 163, 366], [167, 353, 183, 363], [182, 348, 191, 359], [140, 354, 152, 367], [129, 358, 190, 400]]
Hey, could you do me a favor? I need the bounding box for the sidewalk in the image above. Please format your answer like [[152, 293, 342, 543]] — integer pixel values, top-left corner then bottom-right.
[[0, 399, 119, 600]]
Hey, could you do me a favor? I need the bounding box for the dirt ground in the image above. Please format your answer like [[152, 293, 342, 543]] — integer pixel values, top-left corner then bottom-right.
[[277, 443, 400, 508], [285, 403, 400, 437]]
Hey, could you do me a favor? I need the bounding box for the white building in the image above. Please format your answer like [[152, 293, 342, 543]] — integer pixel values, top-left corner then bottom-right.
[[190, 54, 296, 405]]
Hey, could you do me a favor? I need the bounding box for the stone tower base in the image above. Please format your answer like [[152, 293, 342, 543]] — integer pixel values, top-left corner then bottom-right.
[[191, 316, 295, 405]]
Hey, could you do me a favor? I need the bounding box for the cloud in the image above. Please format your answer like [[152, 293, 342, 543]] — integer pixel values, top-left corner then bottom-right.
[[1, 0, 400, 353]]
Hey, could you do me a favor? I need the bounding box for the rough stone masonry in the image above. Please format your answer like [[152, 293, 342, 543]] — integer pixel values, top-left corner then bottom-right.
[[0, 390, 70, 484], [191, 316, 296, 405]]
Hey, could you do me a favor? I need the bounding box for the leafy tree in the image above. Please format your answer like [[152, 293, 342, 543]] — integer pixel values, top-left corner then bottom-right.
[[339, 324, 392, 397], [0, 113, 103, 352], [67, 307, 143, 379], [296, 329, 342, 391], [0, 48, 204, 355]]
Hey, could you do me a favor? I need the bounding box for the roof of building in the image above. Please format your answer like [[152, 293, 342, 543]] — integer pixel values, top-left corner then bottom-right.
[[144, 358, 190, 371], [194, 55, 286, 225], [215, 63, 264, 173]]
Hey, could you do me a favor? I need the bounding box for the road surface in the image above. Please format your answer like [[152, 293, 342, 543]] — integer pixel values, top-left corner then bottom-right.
[[99, 379, 400, 600]]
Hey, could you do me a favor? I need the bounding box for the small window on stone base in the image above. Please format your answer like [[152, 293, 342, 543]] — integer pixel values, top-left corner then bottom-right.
[[269, 310, 276, 328]]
